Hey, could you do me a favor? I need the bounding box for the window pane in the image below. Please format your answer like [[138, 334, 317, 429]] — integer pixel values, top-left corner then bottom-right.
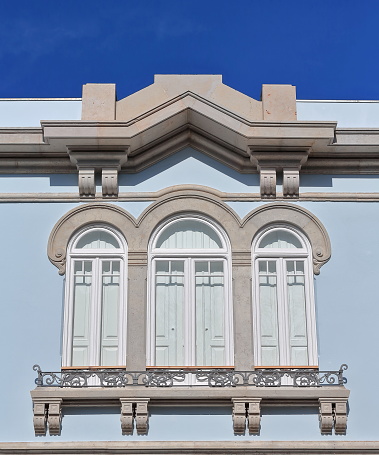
[[195, 261, 225, 366], [258, 260, 279, 366], [101, 260, 120, 366], [259, 230, 303, 249], [156, 219, 223, 249], [72, 261, 92, 366], [286, 260, 308, 366], [76, 230, 120, 249], [155, 260, 185, 366]]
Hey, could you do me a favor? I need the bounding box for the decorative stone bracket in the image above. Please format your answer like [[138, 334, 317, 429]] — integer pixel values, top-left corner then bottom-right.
[[120, 399, 150, 435], [33, 398, 62, 436], [232, 399, 262, 435], [319, 398, 348, 435], [67, 148, 129, 198], [248, 149, 310, 199]]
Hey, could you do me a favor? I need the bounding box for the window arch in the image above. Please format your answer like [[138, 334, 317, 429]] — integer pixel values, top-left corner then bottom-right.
[[62, 224, 127, 367], [252, 225, 318, 367], [147, 215, 233, 367]]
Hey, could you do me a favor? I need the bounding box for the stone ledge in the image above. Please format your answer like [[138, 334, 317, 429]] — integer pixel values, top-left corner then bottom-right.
[[0, 440, 378, 455]]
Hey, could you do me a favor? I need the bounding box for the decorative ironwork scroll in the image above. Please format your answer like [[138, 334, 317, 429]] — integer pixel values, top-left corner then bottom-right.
[[33, 364, 348, 388]]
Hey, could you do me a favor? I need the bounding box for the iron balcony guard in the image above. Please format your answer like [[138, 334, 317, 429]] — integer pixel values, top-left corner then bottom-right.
[[33, 364, 347, 388]]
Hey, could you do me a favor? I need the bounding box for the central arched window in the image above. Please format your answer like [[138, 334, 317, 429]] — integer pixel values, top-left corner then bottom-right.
[[252, 226, 317, 367], [147, 216, 233, 367], [62, 225, 127, 367]]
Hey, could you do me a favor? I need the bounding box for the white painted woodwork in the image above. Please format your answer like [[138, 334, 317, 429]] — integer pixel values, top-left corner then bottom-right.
[[63, 226, 127, 367], [253, 226, 317, 367], [148, 216, 233, 368]]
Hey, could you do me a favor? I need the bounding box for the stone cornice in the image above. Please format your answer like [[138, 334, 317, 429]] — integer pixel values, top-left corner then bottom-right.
[[1, 441, 379, 454]]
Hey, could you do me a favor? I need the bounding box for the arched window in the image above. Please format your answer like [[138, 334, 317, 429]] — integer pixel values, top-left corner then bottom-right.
[[252, 226, 317, 367], [147, 216, 233, 367], [62, 225, 127, 367]]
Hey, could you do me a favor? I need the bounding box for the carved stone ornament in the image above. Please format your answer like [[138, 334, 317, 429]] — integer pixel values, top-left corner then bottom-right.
[[260, 168, 276, 199], [119, 399, 149, 436], [283, 168, 300, 198], [319, 398, 348, 435], [33, 399, 62, 436], [78, 168, 95, 197], [243, 203, 332, 275], [47, 204, 137, 275], [247, 399, 262, 435], [120, 400, 134, 435], [33, 402, 47, 436], [334, 399, 348, 435], [102, 168, 119, 198], [232, 400, 246, 435], [248, 148, 309, 199], [135, 400, 149, 435], [67, 148, 128, 199]]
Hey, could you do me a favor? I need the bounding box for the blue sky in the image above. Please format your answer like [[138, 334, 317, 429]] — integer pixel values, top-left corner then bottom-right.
[[1, 0, 378, 100]]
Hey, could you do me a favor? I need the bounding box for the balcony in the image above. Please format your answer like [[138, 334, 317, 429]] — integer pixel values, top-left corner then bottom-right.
[[31, 365, 349, 437]]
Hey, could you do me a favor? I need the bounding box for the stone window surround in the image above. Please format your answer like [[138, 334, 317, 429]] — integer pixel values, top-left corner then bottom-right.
[[39, 192, 345, 437]]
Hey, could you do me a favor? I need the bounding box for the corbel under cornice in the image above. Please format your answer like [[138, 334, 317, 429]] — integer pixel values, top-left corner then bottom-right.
[[67, 147, 129, 198], [248, 148, 310, 199]]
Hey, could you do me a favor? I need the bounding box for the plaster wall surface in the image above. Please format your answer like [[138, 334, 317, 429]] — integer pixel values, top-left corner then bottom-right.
[[0, 198, 377, 441], [0, 100, 81, 127], [297, 100, 379, 128], [0, 149, 378, 196]]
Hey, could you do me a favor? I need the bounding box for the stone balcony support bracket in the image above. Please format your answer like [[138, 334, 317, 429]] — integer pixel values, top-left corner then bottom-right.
[[33, 398, 62, 436], [232, 399, 262, 435], [67, 148, 129, 198], [248, 148, 310, 199], [319, 398, 348, 435], [120, 398, 150, 436]]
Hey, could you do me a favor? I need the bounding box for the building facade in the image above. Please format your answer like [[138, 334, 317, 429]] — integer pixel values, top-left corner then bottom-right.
[[0, 75, 378, 453]]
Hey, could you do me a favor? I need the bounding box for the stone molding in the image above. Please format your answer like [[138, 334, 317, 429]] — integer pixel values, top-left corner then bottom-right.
[[3, 187, 379, 203], [47, 197, 331, 276], [31, 386, 349, 437], [120, 399, 150, 436], [47, 203, 137, 275], [248, 149, 310, 199], [232, 399, 262, 435], [32, 398, 62, 436], [68, 148, 128, 198], [242, 203, 331, 275], [3, 441, 379, 454]]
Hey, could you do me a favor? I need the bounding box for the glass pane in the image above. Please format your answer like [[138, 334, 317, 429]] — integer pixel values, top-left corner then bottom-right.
[[195, 261, 209, 274], [195, 261, 225, 366], [259, 230, 302, 249], [156, 219, 223, 249], [286, 260, 308, 365], [72, 261, 92, 366], [258, 260, 279, 365], [76, 230, 120, 249], [101, 260, 120, 366], [210, 262, 223, 274], [156, 260, 169, 273], [155, 260, 184, 366]]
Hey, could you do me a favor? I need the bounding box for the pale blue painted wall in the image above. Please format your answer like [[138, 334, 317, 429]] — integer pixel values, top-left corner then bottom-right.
[[0, 100, 81, 127], [297, 100, 379, 128], [1, 149, 378, 195], [0, 154, 379, 441]]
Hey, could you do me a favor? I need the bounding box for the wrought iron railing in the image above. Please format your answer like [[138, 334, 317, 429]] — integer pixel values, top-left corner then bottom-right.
[[33, 364, 347, 388]]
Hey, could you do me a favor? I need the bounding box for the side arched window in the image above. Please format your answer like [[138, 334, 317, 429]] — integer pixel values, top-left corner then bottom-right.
[[147, 216, 233, 367], [252, 226, 317, 367], [62, 225, 127, 367]]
